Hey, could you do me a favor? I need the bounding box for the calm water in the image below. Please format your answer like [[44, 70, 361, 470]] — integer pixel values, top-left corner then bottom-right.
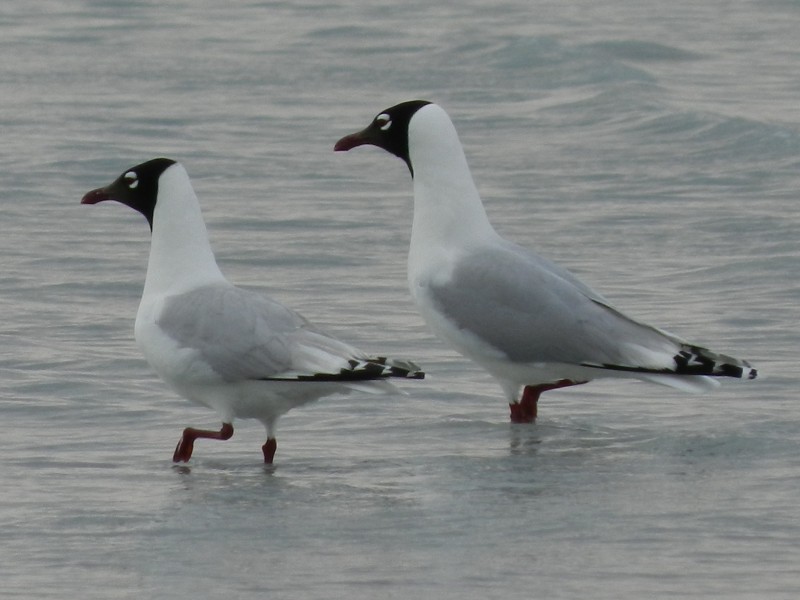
[[2, 1, 799, 598]]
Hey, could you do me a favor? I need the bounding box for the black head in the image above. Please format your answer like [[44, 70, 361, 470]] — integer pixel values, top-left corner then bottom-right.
[[334, 100, 431, 175], [81, 157, 177, 230]]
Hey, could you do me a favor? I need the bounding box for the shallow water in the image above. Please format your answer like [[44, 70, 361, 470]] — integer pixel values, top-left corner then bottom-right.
[[1, 1, 799, 598]]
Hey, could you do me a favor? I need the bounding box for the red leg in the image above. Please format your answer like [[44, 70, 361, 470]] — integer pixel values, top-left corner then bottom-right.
[[173, 422, 234, 462], [509, 380, 585, 424], [262, 438, 277, 464], [510, 386, 541, 423]]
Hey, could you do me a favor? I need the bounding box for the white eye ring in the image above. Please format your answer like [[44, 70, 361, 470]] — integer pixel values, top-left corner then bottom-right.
[[376, 113, 391, 131], [124, 171, 139, 189]]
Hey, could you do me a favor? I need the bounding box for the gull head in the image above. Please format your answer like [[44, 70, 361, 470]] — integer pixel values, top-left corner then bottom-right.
[[334, 100, 433, 174], [81, 157, 178, 230]]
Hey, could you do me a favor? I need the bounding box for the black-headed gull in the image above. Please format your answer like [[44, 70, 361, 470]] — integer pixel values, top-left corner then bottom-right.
[[335, 101, 756, 423], [81, 158, 423, 463]]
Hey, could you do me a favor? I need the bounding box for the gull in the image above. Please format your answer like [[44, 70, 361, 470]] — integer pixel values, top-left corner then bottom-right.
[[334, 100, 756, 423], [81, 158, 423, 463]]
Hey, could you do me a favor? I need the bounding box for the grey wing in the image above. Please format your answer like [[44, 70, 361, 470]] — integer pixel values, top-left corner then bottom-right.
[[430, 242, 680, 368], [157, 284, 364, 381]]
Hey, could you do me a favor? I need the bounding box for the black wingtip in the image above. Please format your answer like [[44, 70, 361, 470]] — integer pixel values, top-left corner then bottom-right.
[[582, 345, 757, 381], [673, 346, 757, 380], [371, 356, 425, 379], [261, 357, 425, 383]]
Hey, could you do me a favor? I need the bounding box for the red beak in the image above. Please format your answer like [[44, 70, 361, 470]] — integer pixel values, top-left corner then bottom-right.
[[334, 128, 373, 152], [81, 187, 111, 205]]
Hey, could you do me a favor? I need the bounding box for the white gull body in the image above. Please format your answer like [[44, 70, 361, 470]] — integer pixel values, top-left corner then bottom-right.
[[82, 158, 423, 462], [335, 101, 756, 422]]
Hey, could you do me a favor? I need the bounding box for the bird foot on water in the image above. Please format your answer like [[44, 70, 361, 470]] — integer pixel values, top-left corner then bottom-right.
[[509, 401, 537, 424], [172, 423, 234, 463], [262, 438, 277, 464]]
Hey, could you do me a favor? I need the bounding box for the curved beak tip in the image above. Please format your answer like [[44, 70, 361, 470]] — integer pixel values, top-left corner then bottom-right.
[[80, 188, 108, 205], [333, 137, 351, 152], [334, 132, 366, 152]]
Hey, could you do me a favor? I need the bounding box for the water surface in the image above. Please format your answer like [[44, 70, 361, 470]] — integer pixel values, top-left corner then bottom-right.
[[1, 1, 799, 598]]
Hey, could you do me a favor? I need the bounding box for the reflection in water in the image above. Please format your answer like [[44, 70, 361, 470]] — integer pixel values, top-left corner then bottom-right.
[[508, 424, 543, 456]]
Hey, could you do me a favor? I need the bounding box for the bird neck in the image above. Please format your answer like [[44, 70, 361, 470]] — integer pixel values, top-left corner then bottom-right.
[[407, 107, 497, 269], [142, 168, 225, 298]]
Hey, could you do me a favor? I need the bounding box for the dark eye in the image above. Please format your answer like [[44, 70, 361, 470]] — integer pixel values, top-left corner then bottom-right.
[[375, 113, 392, 131], [124, 171, 139, 189]]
